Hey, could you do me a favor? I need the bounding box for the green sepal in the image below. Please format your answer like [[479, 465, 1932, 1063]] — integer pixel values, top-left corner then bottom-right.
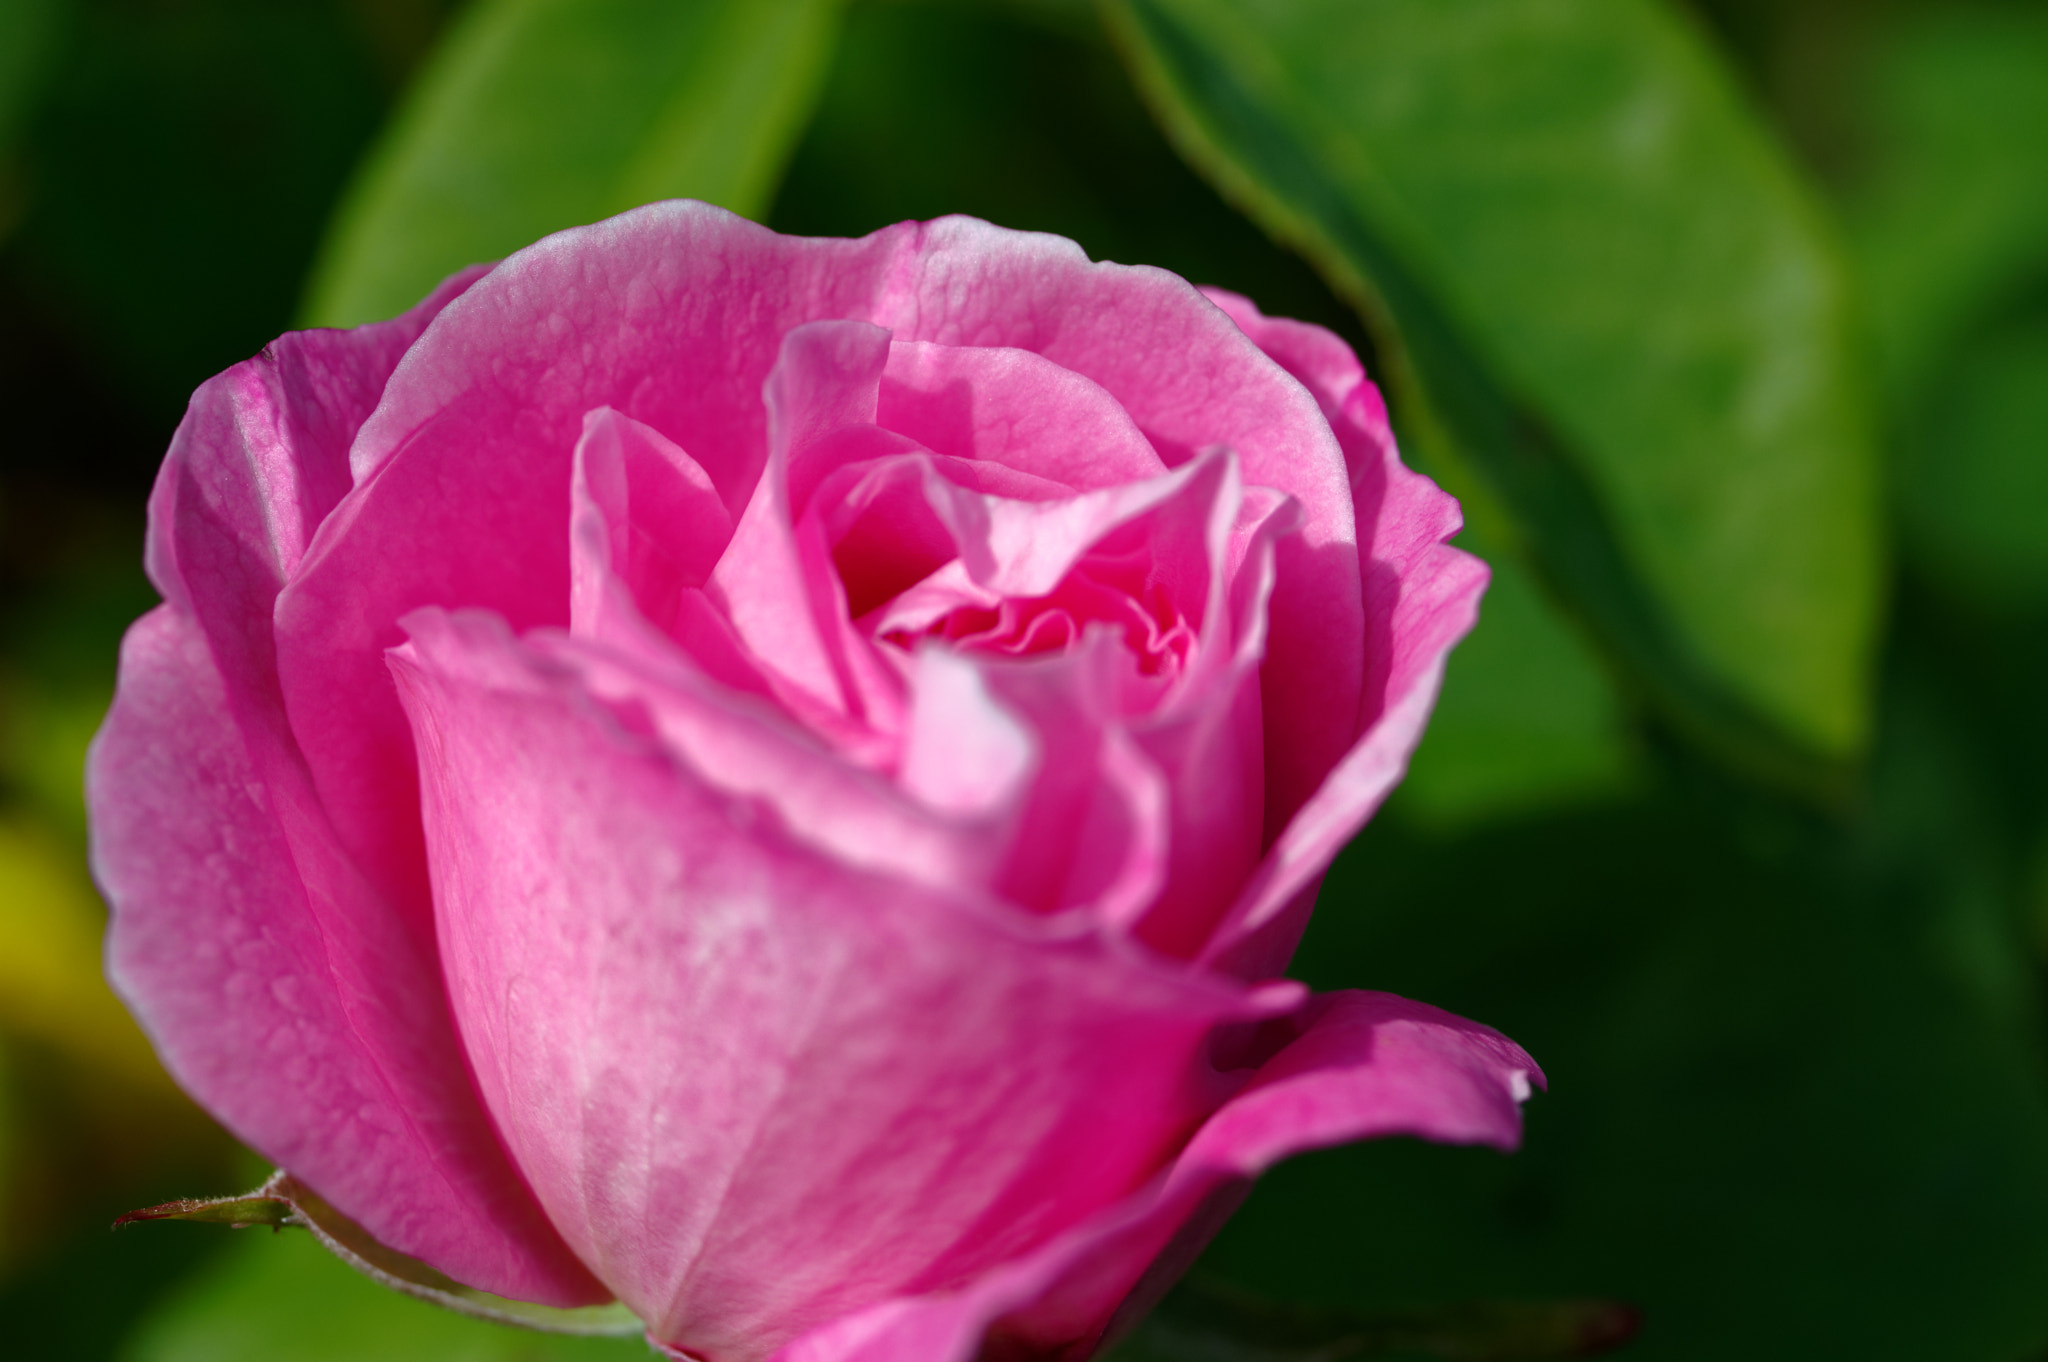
[[117, 1171, 642, 1338]]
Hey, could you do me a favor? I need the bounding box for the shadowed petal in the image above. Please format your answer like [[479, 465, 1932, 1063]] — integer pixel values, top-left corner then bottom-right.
[[759, 991, 1540, 1362]]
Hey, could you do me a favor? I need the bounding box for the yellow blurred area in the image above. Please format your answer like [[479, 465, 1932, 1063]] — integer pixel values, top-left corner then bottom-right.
[[0, 814, 173, 1095], [0, 674, 232, 1276]]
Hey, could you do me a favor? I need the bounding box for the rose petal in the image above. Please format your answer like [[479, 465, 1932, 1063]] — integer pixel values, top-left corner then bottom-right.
[[873, 219, 1365, 831], [274, 207, 918, 927], [93, 266, 602, 1304], [1196, 292, 1491, 980], [389, 610, 1299, 1362], [762, 990, 1541, 1362], [974, 635, 1168, 925], [839, 449, 1288, 953], [571, 406, 734, 636], [517, 620, 1008, 896], [92, 614, 597, 1306], [878, 342, 1167, 492], [899, 645, 1036, 818], [271, 209, 1371, 942], [711, 320, 903, 729]]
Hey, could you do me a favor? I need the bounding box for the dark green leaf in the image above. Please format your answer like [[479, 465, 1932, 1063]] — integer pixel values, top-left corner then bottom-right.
[[1895, 306, 2048, 611], [1200, 681, 2048, 1360], [303, 0, 845, 328], [1114, 1280, 1637, 1361], [8, 0, 389, 418], [1103, 0, 1882, 784], [0, 0, 63, 156]]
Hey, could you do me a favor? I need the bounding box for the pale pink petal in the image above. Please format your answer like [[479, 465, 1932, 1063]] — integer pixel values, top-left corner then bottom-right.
[[898, 645, 1036, 817], [878, 342, 1167, 492], [516, 620, 1007, 895], [866, 450, 1239, 644], [975, 635, 1168, 925], [710, 321, 898, 722], [762, 991, 1540, 1362], [570, 406, 734, 640], [388, 610, 1301, 1362], [94, 266, 600, 1304]]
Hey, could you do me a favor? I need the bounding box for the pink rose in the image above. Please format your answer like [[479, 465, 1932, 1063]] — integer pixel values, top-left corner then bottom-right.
[[89, 203, 1535, 1362]]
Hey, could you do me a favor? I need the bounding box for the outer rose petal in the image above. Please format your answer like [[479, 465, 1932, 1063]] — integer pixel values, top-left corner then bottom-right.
[[1196, 291, 1491, 980], [764, 992, 1541, 1362], [390, 608, 1301, 1362], [90, 265, 603, 1304]]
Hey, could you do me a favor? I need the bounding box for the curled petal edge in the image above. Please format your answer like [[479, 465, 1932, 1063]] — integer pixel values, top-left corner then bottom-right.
[[733, 990, 1541, 1362]]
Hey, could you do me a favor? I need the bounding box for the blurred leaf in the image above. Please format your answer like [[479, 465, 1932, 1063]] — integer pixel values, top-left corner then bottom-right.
[[772, 0, 1638, 827], [1398, 549, 1636, 831], [121, 1221, 643, 1362], [120, 1170, 642, 1338], [303, 0, 845, 328], [1105, 0, 1882, 784], [7, 0, 390, 420], [1114, 1280, 1637, 1360], [1894, 306, 2048, 611], [770, 0, 1360, 341], [1847, 6, 2048, 403]]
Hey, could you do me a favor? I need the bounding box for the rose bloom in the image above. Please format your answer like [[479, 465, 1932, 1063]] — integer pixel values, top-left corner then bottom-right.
[[89, 203, 1536, 1362]]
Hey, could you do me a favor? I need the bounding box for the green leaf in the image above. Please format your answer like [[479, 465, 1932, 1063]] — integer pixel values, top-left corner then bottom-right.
[[118, 1171, 643, 1338], [120, 1218, 642, 1362], [302, 0, 845, 328], [1846, 6, 2048, 404], [1104, 0, 1882, 782]]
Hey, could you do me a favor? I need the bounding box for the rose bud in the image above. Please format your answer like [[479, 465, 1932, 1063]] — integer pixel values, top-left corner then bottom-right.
[[88, 203, 1539, 1362]]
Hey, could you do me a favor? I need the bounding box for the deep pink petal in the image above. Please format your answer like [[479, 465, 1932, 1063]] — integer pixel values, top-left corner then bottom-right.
[[388, 609, 1300, 1362], [761, 991, 1540, 1362], [94, 266, 600, 1303]]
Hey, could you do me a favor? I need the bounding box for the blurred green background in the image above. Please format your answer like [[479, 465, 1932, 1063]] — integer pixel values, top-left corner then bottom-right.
[[2, 0, 2046, 1357]]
